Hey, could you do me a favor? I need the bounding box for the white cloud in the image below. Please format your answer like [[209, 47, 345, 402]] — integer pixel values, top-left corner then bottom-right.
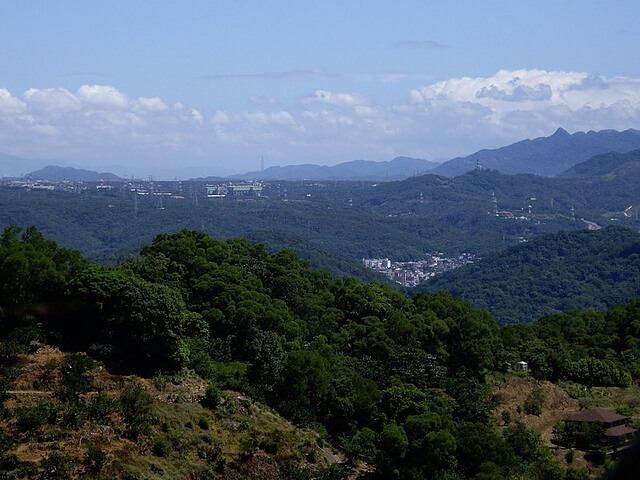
[[408, 69, 640, 136], [211, 110, 230, 124], [243, 110, 295, 125], [303, 90, 370, 107], [190, 108, 203, 123], [302, 109, 354, 126], [1, 69, 639, 174], [134, 96, 168, 112], [77, 85, 129, 109], [0, 88, 26, 115], [24, 88, 81, 113]]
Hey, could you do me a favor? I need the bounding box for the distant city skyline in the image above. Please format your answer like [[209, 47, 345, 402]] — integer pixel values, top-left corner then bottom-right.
[[1, 1, 640, 178]]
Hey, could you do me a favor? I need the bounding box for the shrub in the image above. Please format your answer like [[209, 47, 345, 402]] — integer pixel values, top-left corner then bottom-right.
[[58, 353, 95, 400], [153, 437, 170, 457], [202, 383, 221, 409], [0, 453, 19, 470], [120, 382, 154, 440], [85, 446, 107, 473], [501, 410, 512, 426], [86, 391, 118, 424], [38, 428, 58, 442], [565, 449, 575, 464], [14, 404, 57, 437], [0, 431, 14, 455], [40, 452, 74, 480], [198, 416, 209, 430], [523, 386, 545, 416]]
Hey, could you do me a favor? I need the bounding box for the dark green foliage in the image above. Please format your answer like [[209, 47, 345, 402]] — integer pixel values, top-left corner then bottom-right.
[[152, 437, 170, 457], [418, 226, 640, 325], [198, 416, 209, 430], [202, 382, 221, 409], [0, 431, 14, 456], [455, 422, 514, 478], [57, 353, 95, 400], [502, 300, 640, 387], [86, 391, 118, 424], [503, 421, 542, 463], [84, 446, 106, 473], [523, 386, 546, 416], [39, 452, 75, 480], [3, 225, 639, 479], [14, 404, 57, 438], [119, 382, 154, 440]]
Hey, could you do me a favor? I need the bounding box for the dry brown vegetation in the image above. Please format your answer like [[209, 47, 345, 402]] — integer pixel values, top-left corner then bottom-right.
[[1, 344, 346, 479]]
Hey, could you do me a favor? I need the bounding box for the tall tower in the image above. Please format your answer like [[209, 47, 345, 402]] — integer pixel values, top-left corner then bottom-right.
[[492, 191, 498, 214], [261, 156, 265, 172]]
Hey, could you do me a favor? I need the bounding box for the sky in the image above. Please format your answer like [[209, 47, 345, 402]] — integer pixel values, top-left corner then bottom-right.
[[1, 0, 640, 178]]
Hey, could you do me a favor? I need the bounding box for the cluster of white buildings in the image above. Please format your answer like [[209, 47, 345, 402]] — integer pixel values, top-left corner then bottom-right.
[[363, 253, 476, 287]]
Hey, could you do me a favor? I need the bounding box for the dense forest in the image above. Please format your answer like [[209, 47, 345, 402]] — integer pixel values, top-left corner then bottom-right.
[[3, 149, 640, 283], [416, 226, 640, 324], [2, 225, 640, 478]]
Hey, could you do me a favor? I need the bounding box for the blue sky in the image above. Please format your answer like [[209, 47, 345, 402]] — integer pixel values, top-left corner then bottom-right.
[[2, 1, 640, 178]]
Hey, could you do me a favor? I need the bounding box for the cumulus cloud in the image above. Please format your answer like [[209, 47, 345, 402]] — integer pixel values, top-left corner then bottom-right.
[[568, 73, 609, 91], [303, 90, 370, 107], [77, 85, 129, 109], [190, 108, 203, 123], [1, 69, 639, 174], [0, 88, 26, 115], [476, 83, 552, 102], [134, 96, 168, 112], [23, 88, 81, 113], [243, 110, 295, 125]]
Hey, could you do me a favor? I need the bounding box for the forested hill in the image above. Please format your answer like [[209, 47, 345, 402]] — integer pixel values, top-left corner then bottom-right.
[[559, 148, 640, 179], [2, 225, 640, 478], [414, 226, 640, 325]]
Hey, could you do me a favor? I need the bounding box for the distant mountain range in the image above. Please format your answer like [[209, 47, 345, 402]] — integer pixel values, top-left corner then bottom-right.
[[228, 156, 440, 181], [25, 165, 122, 182], [4, 127, 640, 182], [432, 128, 640, 177], [4, 136, 640, 300]]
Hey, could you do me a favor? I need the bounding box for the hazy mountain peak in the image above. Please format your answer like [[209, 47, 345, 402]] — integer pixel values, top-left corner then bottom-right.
[[26, 165, 122, 182], [432, 128, 640, 177]]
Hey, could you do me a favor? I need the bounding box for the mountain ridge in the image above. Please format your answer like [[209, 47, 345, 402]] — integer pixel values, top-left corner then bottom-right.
[[433, 128, 640, 177], [228, 156, 440, 181]]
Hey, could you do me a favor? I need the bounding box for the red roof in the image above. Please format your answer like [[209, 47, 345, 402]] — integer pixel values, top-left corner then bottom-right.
[[567, 408, 628, 424]]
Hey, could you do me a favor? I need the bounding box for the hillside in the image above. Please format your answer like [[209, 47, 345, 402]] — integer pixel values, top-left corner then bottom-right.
[[7, 225, 628, 478], [414, 226, 640, 324], [432, 128, 640, 177], [0, 345, 345, 480]]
